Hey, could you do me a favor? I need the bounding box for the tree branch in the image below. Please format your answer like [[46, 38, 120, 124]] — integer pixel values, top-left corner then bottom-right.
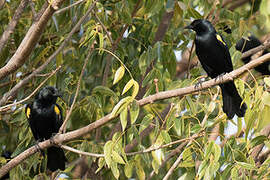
[[59, 48, 93, 133], [0, 66, 61, 112], [0, 0, 29, 53], [0, 1, 97, 107], [0, 52, 270, 178], [0, 0, 66, 80], [250, 124, 270, 163]]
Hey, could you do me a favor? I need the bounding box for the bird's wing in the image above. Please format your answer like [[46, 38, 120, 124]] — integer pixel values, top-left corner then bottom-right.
[[54, 104, 63, 130], [215, 33, 233, 72], [26, 104, 39, 140]]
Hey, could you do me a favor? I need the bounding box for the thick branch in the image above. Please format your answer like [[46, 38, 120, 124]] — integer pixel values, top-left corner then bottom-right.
[[0, 1, 97, 106], [0, 52, 270, 177], [250, 124, 270, 162], [0, 0, 65, 80], [0, 0, 29, 52]]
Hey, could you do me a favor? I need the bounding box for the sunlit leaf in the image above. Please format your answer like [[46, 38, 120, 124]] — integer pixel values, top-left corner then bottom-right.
[[122, 79, 134, 95], [113, 66, 125, 85], [112, 151, 125, 164], [120, 107, 128, 131]]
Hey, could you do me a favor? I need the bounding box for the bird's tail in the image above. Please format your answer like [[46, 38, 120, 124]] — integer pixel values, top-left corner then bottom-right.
[[220, 81, 247, 119], [47, 146, 66, 171]]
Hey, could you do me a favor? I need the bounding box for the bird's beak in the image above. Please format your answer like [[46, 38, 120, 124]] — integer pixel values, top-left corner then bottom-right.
[[184, 25, 192, 29]]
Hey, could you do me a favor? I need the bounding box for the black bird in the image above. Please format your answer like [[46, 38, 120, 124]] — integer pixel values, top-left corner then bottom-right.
[[236, 35, 270, 75], [185, 19, 247, 119], [26, 86, 66, 171], [1, 151, 11, 180]]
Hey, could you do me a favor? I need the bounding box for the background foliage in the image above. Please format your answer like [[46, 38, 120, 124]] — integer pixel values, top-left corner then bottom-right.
[[0, 0, 270, 179]]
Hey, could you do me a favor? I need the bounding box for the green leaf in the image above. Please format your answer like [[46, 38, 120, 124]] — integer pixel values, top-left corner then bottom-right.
[[112, 151, 125, 164], [111, 96, 132, 118], [92, 86, 117, 97], [213, 143, 221, 162], [160, 130, 171, 144], [231, 166, 238, 180], [262, 91, 270, 106], [180, 147, 195, 168], [187, 7, 203, 19], [190, 124, 202, 134], [124, 162, 133, 178], [104, 141, 113, 167], [98, 32, 104, 53], [111, 161, 120, 179], [205, 141, 214, 159], [142, 69, 156, 87], [264, 77, 270, 87], [139, 114, 154, 133], [135, 156, 145, 180], [122, 79, 134, 95], [198, 160, 208, 179], [151, 145, 164, 166], [236, 161, 255, 170], [96, 158, 105, 173], [249, 135, 268, 148], [113, 66, 125, 85], [151, 158, 160, 174], [130, 101, 140, 124], [132, 80, 139, 98], [186, 96, 196, 115], [120, 107, 128, 131]]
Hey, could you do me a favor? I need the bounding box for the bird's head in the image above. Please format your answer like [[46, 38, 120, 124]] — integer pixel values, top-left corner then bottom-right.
[[185, 19, 215, 35], [36, 86, 61, 105]]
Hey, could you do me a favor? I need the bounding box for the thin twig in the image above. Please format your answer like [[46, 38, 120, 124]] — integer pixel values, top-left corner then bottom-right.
[[126, 133, 203, 156], [0, 1, 97, 107], [61, 145, 104, 157], [0, 66, 62, 112], [59, 48, 93, 133], [55, 0, 85, 15], [0, 0, 29, 53], [102, 0, 142, 85], [61, 134, 203, 157], [147, 133, 200, 180], [29, 0, 37, 20], [94, 11, 113, 45], [163, 154, 183, 180], [187, 41, 195, 79]]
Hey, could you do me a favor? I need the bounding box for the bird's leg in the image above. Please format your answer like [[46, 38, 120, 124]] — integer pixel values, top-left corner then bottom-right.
[[215, 73, 226, 82], [35, 139, 45, 156], [194, 77, 207, 89], [49, 136, 56, 146], [49, 133, 60, 146]]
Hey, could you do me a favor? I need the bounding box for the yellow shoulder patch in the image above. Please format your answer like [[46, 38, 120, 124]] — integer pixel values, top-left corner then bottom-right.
[[216, 34, 226, 46], [26, 107, 31, 118], [54, 105, 60, 115]]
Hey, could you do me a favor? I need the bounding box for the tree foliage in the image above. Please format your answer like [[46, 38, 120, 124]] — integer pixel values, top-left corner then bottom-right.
[[0, 0, 270, 179]]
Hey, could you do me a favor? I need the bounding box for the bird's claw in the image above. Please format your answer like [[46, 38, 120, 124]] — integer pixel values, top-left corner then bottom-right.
[[194, 79, 204, 89], [215, 73, 225, 82], [49, 133, 60, 145], [49, 136, 56, 145], [35, 141, 45, 156]]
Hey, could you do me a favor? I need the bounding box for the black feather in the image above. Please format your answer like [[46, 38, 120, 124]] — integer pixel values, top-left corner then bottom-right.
[[26, 86, 66, 171], [236, 35, 270, 75], [185, 19, 247, 118]]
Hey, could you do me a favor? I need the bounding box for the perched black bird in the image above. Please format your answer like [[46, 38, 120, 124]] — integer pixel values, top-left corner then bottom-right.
[[185, 19, 247, 119], [26, 86, 66, 171], [236, 35, 270, 75], [1, 151, 11, 180]]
